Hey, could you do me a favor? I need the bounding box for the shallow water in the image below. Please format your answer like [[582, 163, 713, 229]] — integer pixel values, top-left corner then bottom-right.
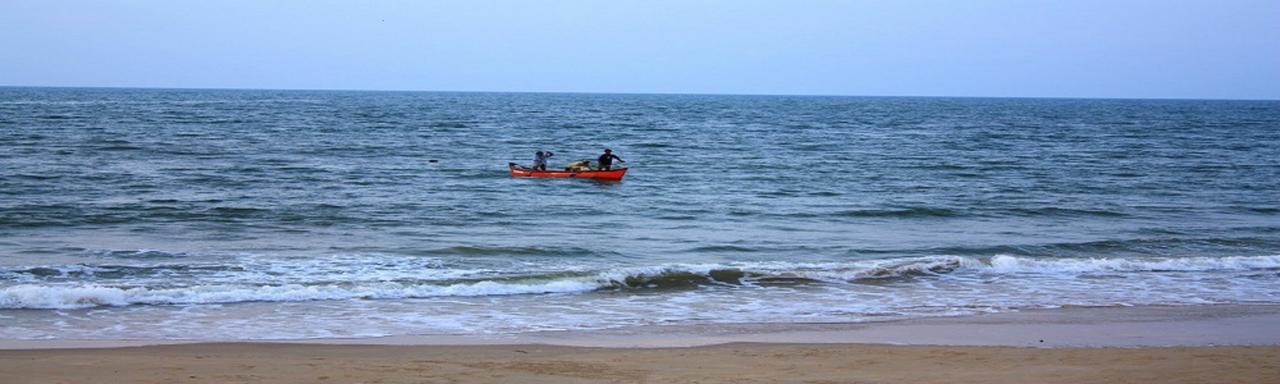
[[2, 87, 1279, 339]]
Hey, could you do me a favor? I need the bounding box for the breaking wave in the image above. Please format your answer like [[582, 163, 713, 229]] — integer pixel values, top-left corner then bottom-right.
[[3, 254, 1278, 309]]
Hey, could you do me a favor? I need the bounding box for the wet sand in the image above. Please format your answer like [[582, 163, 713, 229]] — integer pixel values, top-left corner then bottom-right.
[[2, 343, 1277, 384], [3, 305, 1279, 383]]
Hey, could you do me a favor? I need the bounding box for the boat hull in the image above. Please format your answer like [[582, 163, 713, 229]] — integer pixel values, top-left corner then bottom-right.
[[509, 163, 627, 181]]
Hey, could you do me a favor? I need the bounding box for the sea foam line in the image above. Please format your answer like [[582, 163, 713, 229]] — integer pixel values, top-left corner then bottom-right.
[[2, 254, 1278, 309]]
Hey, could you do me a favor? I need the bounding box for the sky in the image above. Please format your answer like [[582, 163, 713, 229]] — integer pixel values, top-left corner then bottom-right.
[[1, 0, 1278, 99]]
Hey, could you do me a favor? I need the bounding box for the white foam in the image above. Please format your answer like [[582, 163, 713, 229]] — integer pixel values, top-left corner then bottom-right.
[[0, 279, 603, 310], [4, 254, 1279, 310], [985, 254, 1280, 274], [0, 285, 128, 309]]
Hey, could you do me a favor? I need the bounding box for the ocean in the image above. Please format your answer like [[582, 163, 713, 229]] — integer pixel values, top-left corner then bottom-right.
[[1, 87, 1278, 340]]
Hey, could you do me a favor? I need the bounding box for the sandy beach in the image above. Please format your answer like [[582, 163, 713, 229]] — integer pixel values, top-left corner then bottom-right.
[[4, 342, 1277, 384], [4, 305, 1278, 383]]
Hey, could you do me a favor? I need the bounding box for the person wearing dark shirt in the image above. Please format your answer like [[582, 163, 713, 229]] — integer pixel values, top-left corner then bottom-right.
[[596, 148, 624, 170]]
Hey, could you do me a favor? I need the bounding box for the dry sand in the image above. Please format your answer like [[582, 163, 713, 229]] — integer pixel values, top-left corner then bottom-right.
[[3, 305, 1279, 383]]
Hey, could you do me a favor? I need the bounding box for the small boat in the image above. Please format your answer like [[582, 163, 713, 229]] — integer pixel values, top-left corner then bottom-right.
[[508, 163, 628, 181]]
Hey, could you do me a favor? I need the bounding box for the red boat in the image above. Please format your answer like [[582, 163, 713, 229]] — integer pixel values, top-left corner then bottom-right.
[[508, 163, 628, 181]]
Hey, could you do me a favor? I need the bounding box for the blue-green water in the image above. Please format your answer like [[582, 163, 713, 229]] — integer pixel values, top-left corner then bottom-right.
[[2, 87, 1278, 339]]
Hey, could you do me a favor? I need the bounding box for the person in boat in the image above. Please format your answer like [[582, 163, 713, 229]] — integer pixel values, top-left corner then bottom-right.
[[532, 150, 554, 171], [596, 149, 624, 170], [565, 159, 592, 171]]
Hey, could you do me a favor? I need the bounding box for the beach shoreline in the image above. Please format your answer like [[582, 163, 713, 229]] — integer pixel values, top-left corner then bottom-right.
[[5, 300, 1280, 383], [3, 304, 1279, 384], [5, 304, 1279, 350]]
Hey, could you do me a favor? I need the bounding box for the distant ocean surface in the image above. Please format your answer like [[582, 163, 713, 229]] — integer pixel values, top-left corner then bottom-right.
[[2, 87, 1278, 340]]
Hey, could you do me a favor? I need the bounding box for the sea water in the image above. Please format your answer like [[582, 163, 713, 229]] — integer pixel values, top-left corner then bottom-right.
[[1, 87, 1278, 339]]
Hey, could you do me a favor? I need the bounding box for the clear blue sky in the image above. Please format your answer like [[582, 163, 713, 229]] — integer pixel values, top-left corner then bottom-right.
[[2, 0, 1277, 99]]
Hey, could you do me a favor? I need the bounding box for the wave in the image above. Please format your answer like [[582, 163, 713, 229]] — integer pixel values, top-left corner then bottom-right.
[[835, 207, 962, 218], [0, 279, 602, 309], [3, 254, 1277, 309], [423, 245, 606, 257], [776, 207, 962, 219], [922, 237, 1280, 257], [683, 245, 760, 253], [427, 121, 471, 128], [826, 206, 1133, 219], [88, 249, 189, 259], [0, 205, 384, 228], [6, 264, 242, 279], [983, 254, 1280, 274], [1005, 207, 1129, 217]]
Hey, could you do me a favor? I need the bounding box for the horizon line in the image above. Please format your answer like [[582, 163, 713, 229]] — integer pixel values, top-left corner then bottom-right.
[[1, 84, 1276, 102]]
